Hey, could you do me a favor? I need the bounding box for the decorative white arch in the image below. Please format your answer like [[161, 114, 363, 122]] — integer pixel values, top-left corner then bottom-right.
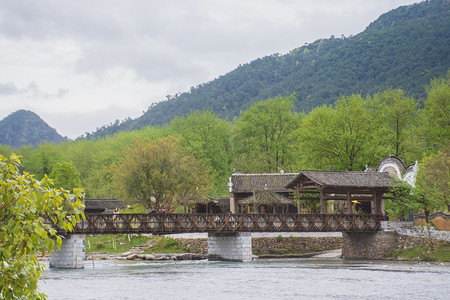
[[403, 161, 418, 187], [378, 161, 403, 179]]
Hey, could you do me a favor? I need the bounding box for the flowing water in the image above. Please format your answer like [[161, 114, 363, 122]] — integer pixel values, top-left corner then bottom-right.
[[39, 258, 449, 299]]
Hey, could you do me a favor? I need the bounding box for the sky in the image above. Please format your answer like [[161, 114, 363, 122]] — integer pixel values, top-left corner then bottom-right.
[[0, 0, 422, 139]]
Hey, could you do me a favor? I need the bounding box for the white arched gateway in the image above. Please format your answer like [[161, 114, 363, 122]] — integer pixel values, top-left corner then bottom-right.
[[376, 156, 418, 187]]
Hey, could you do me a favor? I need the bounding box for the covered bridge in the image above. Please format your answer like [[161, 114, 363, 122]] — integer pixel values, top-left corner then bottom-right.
[[285, 170, 395, 215]]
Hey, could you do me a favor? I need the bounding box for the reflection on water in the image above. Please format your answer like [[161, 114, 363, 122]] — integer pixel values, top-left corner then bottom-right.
[[40, 258, 450, 300]]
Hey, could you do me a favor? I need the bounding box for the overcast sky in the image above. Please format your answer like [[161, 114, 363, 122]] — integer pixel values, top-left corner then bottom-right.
[[0, 0, 421, 139]]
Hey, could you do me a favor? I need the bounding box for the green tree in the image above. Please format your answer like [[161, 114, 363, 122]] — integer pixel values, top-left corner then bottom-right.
[[299, 94, 376, 170], [370, 89, 418, 160], [83, 166, 116, 199], [49, 161, 82, 191], [170, 110, 232, 196], [415, 146, 450, 214], [385, 181, 416, 221], [113, 136, 213, 211], [20, 143, 62, 180], [419, 71, 450, 151], [0, 144, 14, 157], [0, 154, 84, 299], [233, 94, 301, 172]]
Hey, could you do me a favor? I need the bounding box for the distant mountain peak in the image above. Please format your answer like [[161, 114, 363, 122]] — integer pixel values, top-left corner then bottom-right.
[[0, 110, 66, 148]]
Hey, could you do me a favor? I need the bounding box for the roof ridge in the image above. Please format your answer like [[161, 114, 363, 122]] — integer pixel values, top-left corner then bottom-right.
[[233, 173, 299, 176]]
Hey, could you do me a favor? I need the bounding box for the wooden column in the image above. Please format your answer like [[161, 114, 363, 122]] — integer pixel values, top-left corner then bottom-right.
[[296, 187, 301, 214], [371, 191, 377, 214], [346, 190, 352, 214], [376, 192, 383, 215], [379, 192, 385, 215], [319, 186, 326, 214], [230, 193, 237, 214]]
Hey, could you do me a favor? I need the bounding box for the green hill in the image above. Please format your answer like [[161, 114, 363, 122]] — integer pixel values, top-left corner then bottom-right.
[[86, 0, 450, 139], [0, 110, 66, 148]]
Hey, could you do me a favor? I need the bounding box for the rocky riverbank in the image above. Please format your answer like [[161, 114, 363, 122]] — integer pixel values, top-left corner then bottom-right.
[[86, 247, 206, 261]]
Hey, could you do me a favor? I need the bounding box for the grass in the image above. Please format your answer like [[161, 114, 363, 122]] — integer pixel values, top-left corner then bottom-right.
[[85, 235, 188, 254], [142, 237, 188, 254], [389, 243, 450, 262], [85, 234, 151, 254]]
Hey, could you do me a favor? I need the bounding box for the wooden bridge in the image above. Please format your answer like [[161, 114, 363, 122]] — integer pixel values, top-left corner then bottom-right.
[[62, 213, 381, 235]]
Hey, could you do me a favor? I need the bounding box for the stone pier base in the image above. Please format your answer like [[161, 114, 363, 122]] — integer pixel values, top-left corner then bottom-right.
[[207, 232, 252, 262], [49, 234, 85, 269], [342, 232, 398, 259]]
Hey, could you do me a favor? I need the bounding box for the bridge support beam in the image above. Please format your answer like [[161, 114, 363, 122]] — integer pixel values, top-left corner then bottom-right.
[[49, 234, 85, 269], [207, 232, 252, 262]]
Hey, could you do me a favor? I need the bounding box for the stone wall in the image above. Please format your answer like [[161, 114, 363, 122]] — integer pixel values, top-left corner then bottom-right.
[[176, 236, 342, 256], [342, 231, 447, 260], [342, 232, 398, 259], [177, 238, 208, 254], [252, 236, 342, 255]]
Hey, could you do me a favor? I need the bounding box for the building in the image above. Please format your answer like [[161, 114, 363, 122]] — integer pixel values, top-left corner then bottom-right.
[[228, 172, 298, 213]]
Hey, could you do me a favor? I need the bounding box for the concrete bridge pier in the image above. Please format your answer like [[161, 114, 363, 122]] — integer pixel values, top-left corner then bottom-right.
[[49, 234, 86, 269], [207, 232, 253, 262]]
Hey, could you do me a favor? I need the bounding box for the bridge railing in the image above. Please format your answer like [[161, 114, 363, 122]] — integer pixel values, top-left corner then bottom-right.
[[58, 213, 381, 234]]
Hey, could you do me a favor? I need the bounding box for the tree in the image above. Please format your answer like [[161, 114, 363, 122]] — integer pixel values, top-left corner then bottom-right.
[[415, 146, 450, 215], [0, 144, 14, 158], [370, 89, 418, 160], [233, 94, 301, 173], [20, 143, 63, 180], [419, 71, 450, 151], [113, 136, 213, 211], [384, 181, 416, 221], [170, 110, 232, 196], [49, 161, 82, 191], [299, 94, 376, 170], [0, 154, 84, 299], [83, 166, 116, 199]]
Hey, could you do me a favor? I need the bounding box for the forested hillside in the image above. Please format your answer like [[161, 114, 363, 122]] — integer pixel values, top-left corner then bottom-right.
[[87, 0, 450, 139], [0, 110, 66, 147], [2, 72, 447, 205]]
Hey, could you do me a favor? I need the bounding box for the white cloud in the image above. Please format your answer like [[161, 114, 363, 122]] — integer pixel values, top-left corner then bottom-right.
[[0, 0, 421, 139]]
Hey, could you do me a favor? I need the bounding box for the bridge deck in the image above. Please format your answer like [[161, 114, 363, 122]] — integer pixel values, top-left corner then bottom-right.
[[61, 213, 381, 235]]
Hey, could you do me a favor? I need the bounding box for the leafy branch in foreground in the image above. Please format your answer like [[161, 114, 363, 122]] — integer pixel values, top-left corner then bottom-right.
[[0, 154, 84, 299]]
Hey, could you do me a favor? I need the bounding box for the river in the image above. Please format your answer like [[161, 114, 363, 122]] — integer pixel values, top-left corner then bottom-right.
[[39, 258, 449, 299]]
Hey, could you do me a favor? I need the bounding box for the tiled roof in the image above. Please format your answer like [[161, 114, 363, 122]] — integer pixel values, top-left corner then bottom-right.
[[231, 173, 299, 193], [239, 190, 293, 205], [286, 170, 395, 189]]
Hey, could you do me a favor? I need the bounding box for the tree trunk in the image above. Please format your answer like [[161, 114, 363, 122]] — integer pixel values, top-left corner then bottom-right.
[[424, 208, 430, 225]]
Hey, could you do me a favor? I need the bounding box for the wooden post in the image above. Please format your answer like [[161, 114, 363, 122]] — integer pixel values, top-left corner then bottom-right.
[[375, 192, 382, 215], [371, 191, 377, 214], [319, 186, 326, 214], [296, 188, 301, 214], [230, 193, 237, 214], [346, 190, 352, 214], [379, 192, 385, 215]]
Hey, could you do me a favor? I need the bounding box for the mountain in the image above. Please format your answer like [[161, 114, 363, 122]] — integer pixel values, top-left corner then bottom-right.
[[87, 0, 450, 139], [0, 110, 67, 148]]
